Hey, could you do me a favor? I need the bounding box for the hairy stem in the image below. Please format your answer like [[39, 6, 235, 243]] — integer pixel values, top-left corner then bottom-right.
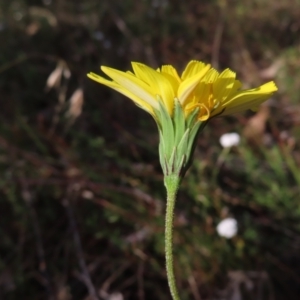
[[164, 174, 181, 300]]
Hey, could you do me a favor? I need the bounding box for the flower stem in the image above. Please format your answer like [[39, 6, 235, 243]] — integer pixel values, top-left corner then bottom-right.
[[164, 174, 181, 300]]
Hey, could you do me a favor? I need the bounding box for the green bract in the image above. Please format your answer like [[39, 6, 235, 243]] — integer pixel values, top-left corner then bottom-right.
[[155, 99, 206, 178]]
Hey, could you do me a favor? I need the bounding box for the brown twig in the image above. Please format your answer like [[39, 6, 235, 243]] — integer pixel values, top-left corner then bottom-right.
[[188, 274, 202, 300], [106, 3, 157, 66], [211, 1, 226, 69], [99, 262, 130, 298], [137, 260, 145, 300], [22, 187, 54, 300], [63, 192, 99, 300]]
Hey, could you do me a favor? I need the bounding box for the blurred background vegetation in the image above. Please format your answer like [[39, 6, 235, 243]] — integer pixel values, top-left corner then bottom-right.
[[0, 0, 300, 299]]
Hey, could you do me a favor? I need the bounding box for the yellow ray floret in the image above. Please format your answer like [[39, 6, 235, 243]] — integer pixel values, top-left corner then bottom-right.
[[87, 61, 278, 121]]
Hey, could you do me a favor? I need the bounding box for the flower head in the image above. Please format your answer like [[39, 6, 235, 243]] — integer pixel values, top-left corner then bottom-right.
[[87, 61, 277, 122], [88, 61, 277, 177]]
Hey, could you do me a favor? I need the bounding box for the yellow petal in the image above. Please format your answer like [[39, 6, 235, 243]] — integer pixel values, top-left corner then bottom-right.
[[178, 64, 211, 105], [227, 80, 242, 98], [181, 60, 207, 80], [217, 81, 278, 116], [203, 68, 219, 83], [193, 82, 212, 108], [161, 65, 181, 84], [160, 72, 180, 94], [131, 62, 176, 114], [87, 72, 154, 115], [213, 69, 236, 102], [101, 66, 159, 110]]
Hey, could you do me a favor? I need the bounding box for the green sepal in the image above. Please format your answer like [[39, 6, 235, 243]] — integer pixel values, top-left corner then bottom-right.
[[154, 99, 207, 178], [173, 99, 186, 146], [183, 122, 202, 173], [175, 128, 190, 172], [168, 146, 177, 174], [186, 106, 200, 128], [158, 129, 167, 175], [156, 100, 174, 159]]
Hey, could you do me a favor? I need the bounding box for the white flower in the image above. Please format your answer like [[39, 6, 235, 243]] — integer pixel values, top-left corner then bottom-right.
[[216, 218, 238, 238], [219, 132, 240, 148]]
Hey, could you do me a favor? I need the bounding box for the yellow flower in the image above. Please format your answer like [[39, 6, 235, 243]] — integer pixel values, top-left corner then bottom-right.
[[87, 60, 277, 121]]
